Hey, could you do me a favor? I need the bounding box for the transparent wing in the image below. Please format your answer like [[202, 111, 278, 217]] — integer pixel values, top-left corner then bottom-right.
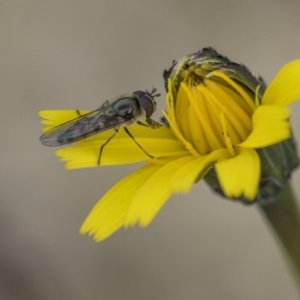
[[40, 107, 128, 146]]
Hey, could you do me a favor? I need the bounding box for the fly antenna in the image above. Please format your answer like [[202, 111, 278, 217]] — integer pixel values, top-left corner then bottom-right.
[[150, 86, 160, 98]]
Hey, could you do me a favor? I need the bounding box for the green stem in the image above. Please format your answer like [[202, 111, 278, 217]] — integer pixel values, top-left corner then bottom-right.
[[259, 182, 300, 292]]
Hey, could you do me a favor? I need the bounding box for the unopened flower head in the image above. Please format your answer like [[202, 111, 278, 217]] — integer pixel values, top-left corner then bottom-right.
[[163, 47, 299, 202], [39, 48, 300, 241]]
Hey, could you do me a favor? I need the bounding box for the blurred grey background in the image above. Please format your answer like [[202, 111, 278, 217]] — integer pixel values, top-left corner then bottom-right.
[[1, 1, 300, 299]]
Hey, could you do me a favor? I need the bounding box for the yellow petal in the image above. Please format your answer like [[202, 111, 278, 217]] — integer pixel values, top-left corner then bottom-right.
[[171, 149, 230, 192], [125, 156, 193, 227], [215, 147, 260, 200], [211, 71, 256, 112], [239, 105, 290, 148], [56, 136, 187, 168], [80, 164, 161, 242], [163, 110, 200, 158], [39, 110, 90, 132], [262, 59, 300, 106]]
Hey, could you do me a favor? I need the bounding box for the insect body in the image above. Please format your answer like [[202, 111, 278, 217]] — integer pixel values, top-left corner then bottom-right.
[[40, 88, 161, 164]]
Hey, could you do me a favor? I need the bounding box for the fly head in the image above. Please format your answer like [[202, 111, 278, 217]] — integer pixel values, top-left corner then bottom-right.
[[133, 88, 160, 119]]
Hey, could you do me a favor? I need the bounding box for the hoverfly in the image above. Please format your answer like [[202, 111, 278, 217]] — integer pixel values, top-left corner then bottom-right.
[[39, 88, 161, 165]]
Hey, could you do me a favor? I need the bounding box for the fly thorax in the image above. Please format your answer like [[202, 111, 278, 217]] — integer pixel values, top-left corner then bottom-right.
[[110, 97, 141, 120]]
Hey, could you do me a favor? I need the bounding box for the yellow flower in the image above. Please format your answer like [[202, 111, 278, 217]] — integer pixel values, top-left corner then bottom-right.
[[39, 48, 300, 241]]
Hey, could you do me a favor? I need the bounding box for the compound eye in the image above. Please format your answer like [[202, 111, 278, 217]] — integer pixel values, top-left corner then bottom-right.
[[133, 91, 155, 118]]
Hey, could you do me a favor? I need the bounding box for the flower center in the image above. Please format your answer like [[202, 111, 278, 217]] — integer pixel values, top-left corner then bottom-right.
[[174, 68, 255, 156]]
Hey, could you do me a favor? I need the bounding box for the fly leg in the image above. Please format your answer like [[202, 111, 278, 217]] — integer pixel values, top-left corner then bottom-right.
[[97, 128, 118, 165], [146, 118, 162, 128], [136, 121, 150, 127], [123, 127, 154, 159], [137, 119, 162, 129]]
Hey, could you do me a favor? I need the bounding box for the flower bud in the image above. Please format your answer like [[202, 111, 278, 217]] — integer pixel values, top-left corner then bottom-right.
[[163, 47, 299, 202]]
